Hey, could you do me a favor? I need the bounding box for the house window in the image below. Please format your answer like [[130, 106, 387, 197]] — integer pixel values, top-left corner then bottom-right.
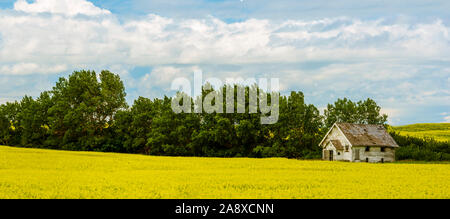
[[365, 147, 370, 152], [381, 147, 386, 152], [345, 146, 349, 152], [337, 152, 341, 155], [366, 158, 369, 162]]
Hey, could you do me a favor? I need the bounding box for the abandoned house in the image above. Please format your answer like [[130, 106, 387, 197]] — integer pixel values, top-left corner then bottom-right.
[[319, 123, 399, 163]]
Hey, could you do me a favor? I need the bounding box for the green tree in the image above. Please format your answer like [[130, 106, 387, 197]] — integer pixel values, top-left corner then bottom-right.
[[0, 69, 410, 160], [324, 98, 387, 128], [47, 70, 127, 150], [113, 97, 156, 153], [147, 96, 200, 156], [0, 101, 21, 146], [0, 103, 17, 146]]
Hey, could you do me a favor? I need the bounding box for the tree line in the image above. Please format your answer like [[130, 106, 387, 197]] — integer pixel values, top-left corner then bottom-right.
[[0, 70, 447, 160], [389, 131, 450, 161]]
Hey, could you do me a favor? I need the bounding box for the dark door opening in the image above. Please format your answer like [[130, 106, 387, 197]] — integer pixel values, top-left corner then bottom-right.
[[329, 150, 333, 161], [354, 149, 360, 160]]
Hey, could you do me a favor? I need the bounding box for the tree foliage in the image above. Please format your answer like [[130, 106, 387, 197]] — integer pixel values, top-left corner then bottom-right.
[[324, 98, 388, 128], [2, 69, 438, 160], [389, 130, 450, 161]]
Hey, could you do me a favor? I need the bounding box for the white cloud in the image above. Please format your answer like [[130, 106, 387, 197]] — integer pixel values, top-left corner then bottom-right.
[[0, 98, 16, 105], [14, 0, 111, 16], [137, 66, 202, 98], [1, 8, 449, 68], [142, 66, 189, 88], [443, 116, 450, 123], [381, 108, 401, 124], [0, 63, 67, 75], [0, 1, 449, 125]]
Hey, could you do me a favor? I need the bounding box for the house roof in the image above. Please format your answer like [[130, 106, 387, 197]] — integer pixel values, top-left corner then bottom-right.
[[335, 123, 399, 147], [330, 140, 344, 150]]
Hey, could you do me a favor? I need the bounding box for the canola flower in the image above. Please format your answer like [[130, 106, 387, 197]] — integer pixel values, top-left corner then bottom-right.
[[391, 123, 450, 142], [0, 146, 448, 199]]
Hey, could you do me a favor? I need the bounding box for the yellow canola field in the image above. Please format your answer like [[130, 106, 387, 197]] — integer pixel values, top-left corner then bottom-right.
[[0, 146, 449, 199], [392, 123, 450, 142]]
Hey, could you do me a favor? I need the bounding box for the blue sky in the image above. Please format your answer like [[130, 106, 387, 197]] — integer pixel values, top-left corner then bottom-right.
[[0, 0, 449, 125]]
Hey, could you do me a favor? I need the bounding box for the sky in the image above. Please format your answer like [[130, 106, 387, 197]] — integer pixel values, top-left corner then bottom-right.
[[0, 0, 449, 125]]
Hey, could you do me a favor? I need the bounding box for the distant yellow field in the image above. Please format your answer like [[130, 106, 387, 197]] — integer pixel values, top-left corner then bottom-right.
[[392, 123, 450, 142], [0, 146, 449, 199]]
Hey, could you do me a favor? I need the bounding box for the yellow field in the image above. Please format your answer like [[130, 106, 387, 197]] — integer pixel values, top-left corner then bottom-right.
[[392, 123, 450, 142], [0, 146, 449, 199]]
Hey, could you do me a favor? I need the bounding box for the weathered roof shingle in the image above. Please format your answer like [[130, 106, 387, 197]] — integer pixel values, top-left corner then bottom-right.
[[336, 123, 399, 147], [330, 140, 344, 150]]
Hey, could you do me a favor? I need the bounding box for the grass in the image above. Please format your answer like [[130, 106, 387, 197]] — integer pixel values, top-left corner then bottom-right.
[[392, 123, 450, 142], [0, 146, 449, 199]]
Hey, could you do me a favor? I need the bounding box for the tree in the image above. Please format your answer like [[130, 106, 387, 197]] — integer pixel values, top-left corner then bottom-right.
[[47, 70, 127, 150], [0, 104, 15, 146], [324, 98, 387, 128], [356, 98, 387, 124], [273, 91, 323, 158], [113, 97, 156, 153], [147, 96, 200, 156], [0, 69, 410, 160], [0, 101, 20, 146]]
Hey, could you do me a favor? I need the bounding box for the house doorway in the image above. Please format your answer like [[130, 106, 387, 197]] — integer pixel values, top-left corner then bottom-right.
[[329, 150, 333, 161], [354, 149, 360, 160]]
